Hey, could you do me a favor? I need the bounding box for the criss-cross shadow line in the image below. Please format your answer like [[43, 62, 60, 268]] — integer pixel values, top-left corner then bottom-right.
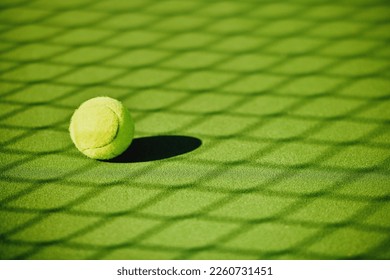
[[106, 135, 202, 163]]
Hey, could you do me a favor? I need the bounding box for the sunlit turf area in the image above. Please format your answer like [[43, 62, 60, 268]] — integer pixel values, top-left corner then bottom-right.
[[0, 0, 389, 260]]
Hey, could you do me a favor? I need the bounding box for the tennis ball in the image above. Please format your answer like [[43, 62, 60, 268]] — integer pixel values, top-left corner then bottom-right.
[[69, 96, 134, 160]]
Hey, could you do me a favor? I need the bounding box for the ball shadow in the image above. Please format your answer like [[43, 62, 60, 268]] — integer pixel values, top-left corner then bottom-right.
[[107, 135, 202, 163]]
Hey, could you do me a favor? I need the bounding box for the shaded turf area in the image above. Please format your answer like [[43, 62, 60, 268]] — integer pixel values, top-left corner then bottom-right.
[[0, 0, 389, 259]]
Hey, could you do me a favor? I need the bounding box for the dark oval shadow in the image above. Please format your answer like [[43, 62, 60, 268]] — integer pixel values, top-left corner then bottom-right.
[[107, 135, 202, 163]]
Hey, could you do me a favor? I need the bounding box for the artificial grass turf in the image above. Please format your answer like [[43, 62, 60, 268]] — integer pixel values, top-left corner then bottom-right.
[[0, 0, 390, 259]]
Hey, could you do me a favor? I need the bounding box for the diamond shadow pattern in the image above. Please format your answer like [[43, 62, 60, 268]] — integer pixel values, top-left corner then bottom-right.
[[0, 0, 389, 260]]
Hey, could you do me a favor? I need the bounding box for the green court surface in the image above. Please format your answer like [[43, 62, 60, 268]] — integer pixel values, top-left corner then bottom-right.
[[0, 0, 389, 260]]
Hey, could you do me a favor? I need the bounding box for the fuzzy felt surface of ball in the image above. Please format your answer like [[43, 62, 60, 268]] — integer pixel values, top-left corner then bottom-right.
[[69, 97, 134, 160]]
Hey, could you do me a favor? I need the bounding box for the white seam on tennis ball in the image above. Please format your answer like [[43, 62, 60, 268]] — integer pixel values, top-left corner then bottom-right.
[[81, 105, 120, 152]]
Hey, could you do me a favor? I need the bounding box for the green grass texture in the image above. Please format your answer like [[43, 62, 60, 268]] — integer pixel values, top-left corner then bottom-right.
[[0, 0, 389, 259]]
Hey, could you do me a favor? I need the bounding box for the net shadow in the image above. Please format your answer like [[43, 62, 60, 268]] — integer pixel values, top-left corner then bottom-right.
[[106, 135, 202, 163]]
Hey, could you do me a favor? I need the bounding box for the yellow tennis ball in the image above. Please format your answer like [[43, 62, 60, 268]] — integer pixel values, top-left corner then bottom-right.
[[69, 97, 134, 160]]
